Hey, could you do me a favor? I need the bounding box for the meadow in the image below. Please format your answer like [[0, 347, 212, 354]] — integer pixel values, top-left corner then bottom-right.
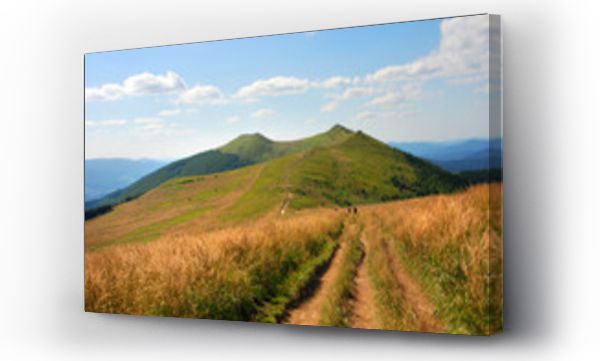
[[85, 183, 502, 335], [85, 208, 344, 321], [360, 183, 503, 334]]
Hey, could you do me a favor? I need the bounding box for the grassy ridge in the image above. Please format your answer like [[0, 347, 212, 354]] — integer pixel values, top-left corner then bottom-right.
[[86, 130, 466, 251], [218, 124, 353, 163], [87, 125, 354, 210], [86, 125, 467, 213], [85, 209, 344, 320], [289, 132, 467, 209]]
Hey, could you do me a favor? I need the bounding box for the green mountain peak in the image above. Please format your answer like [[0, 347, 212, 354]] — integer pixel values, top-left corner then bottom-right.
[[217, 133, 274, 163], [327, 123, 353, 135], [235, 132, 271, 142], [86, 125, 461, 212]]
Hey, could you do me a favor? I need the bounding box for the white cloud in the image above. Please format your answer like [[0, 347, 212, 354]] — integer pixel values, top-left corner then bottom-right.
[[180, 85, 226, 105], [447, 72, 496, 94], [366, 15, 490, 83], [134, 117, 164, 124], [239, 97, 261, 104], [349, 110, 417, 124], [313, 76, 361, 89], [158, 109, 181, 116], [133, 122, 193, 137], [322, 87, 377, 108], [85, 84, 124, 101], [341, 87, 376, 99], [320, 101, 338, 113], [85, 71, 225, 105], [123, 71, 187, 96], [235, 76, 309, 98], [139, 123, 165, 131], [85, 71, 187, 101], [447, 73, 489, 85], [251, 109, 276, 118], [85, 119, 127, 127], [367, 93, 404, 108], [366, 83, 426, 108], [305, 31, 317, 38], [350, 111, 378, 123], [315, 76, 352, 89], [226, 116, 241, 123]]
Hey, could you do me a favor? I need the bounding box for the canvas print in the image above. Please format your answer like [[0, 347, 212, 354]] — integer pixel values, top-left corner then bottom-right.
[[85, 14, 503, 335]]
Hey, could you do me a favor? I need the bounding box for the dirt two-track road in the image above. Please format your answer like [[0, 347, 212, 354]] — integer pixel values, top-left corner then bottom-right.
[[283, 218, 441, 332]]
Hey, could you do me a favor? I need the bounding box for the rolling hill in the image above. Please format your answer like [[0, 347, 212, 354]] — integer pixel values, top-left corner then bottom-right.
[[85, 125, 354, 210], [85, 128, 467, 250], [287, 131, 467, 209]]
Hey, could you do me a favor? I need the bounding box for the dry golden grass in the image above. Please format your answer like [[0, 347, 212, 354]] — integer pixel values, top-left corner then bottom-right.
[[363, 183, 503, 335], [85, 182, 502, 334], [85, 208, 344, 320]]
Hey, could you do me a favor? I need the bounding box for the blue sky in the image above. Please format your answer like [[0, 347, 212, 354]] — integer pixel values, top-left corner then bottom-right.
[[85, 14, 499, 159]]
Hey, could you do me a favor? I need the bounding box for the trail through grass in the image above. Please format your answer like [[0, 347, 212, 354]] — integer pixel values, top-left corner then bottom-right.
[[85, 184, 502, 334], [363, 184, 503, 335], [319, 222, 363, 327], [349, 232, 379, 329]]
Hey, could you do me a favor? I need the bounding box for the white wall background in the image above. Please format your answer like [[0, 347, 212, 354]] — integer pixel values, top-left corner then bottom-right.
[[1, 1, 599, 360]]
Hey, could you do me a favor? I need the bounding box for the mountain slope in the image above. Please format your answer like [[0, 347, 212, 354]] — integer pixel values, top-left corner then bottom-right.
[[85, 125, 354, 210], [85, 129, 467, 249], [288, 131, 467, 209]]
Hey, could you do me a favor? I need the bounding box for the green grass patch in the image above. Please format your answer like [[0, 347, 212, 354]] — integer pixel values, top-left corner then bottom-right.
[[222, 155, 295, 221], [256, 240, 340, 323]]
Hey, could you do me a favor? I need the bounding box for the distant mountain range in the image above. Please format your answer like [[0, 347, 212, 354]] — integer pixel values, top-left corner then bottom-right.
[[85, 125, 467, 211], [389, 137, 503, 172], [85, 158, 167, 202]]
